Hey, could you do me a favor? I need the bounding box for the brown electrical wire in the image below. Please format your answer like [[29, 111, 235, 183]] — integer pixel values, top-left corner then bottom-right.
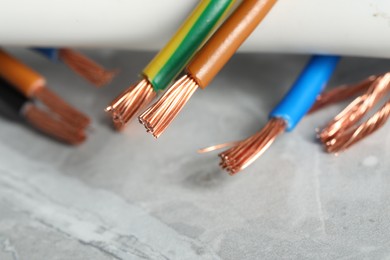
[[139, 0, 277, 138], [24, 104, 87, 145], [320, 73, 390, 153], [219, 118, 286, 175], [59, 49, 117, 87], [106, 79, 156, 130]]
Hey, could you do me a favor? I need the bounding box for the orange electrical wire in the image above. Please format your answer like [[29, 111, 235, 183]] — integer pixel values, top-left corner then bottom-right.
[[0, 49, 90, 129]]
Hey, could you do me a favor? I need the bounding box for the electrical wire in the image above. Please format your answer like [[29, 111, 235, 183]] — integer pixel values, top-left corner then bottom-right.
[[0, 49, 91, 129], [0, 78, 86, 144], [215, 55, 340, 174], [106, 0, 236, 130], [320, 73, 390, 153], [139, 0, 278, 138], [32, 47, 117, 87]]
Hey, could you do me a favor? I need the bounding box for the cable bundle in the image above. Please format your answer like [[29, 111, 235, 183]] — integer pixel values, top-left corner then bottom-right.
[[139, 0, 278, 138], [0, 0, 387, 175], [106, 0, 236, 130]]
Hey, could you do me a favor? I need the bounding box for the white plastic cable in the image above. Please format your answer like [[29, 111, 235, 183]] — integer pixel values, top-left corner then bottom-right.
[[0, 0, 389, 58]]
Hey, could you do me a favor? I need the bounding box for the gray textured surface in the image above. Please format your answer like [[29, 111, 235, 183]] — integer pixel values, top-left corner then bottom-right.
[[0, 49, 389, 260]]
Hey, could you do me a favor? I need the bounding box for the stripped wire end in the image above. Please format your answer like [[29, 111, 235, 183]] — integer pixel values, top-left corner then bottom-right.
[[324, 100, 390, 153], [219, 118, 286, 175], [34, 87, 91, 129], [319, 74, 390, 153], [24, 104, 87, 145], [59, 48, 118, 87], [139, 75, 198, 138], [309, 76, 377, 114], [105, 79, 156, 130]]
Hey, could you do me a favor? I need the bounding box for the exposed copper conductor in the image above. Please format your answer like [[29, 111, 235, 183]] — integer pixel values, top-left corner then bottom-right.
[[34, 87, 91, 129], [59, 48, 117, 87], [139, 75, 198, 138], [219, 118, 286, 175], [309, 76, 377, 114], [105, 79, 156, 130], [197, 141, 241, 154], [324, 100, 389, 153], [320, 73, 390, 144], [24, 104, 87, 145], [320, 73, 390, 153]]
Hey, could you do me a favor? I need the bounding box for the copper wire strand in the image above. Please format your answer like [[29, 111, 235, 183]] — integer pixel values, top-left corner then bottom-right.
[[139, 75, 198, 138], [319, 73, 390, 144], [197, 141, 241, 153], [59, 48, 118, 87], [34, 87, 91, 129], [105, 79, 156, 130], [219, 118, 286, 175], [319, 73, 390, 153], [324, 99, 390, 153], [309, 76, 377, 114], [23, 104, 86, 145]]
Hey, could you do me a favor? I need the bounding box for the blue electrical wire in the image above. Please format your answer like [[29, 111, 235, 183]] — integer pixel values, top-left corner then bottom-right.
[[31, 47, 60, 61], [270, 55, 340, 131]]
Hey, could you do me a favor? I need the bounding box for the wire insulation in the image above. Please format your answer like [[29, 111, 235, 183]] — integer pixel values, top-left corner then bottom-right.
[[187, 0, 277, 88], [143, 0, 236, 91], [270, 55, 340, 131], [0, 49, 45, 96]]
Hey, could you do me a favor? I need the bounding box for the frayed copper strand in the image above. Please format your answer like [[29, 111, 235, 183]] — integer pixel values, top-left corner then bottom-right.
[[309, 76, 377, 114], [319, 73, 390, 144], [139, 75, 198, 138], [197, 141, 241, 153], [24, 104, 86, 145], [59, 48, 117, 87], [105, 79, 156, 130], [34, 87, 91, 129], [219, 118, 286, 175], [324, 99, 389, 153]]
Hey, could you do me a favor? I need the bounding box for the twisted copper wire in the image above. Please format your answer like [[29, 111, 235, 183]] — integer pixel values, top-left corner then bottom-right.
[[106, 79, 156, 130], [309, 76, 377, 114], [139, 75, 198, 138], [319, 73, 390, 144], [219, 118, 286, 175], [24, 104, 86, 145], [324, 99, 390, 153], [59, 49, 117, 87], [34, 87, 90, 129]]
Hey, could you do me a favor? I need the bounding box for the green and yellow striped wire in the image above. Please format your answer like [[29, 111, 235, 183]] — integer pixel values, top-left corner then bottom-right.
[[143, 0, 236, 92]]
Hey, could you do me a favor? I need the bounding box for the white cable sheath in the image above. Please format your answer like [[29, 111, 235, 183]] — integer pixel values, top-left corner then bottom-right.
[[0, 0, 389, 58]]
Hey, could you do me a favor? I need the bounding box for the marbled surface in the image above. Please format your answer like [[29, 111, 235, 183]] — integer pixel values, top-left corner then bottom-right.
[[0, 49, 389, 260]]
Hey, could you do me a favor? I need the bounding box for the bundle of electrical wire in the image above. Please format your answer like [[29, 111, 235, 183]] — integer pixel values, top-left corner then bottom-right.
[[106, 0, 236, 130], [0, 0, 387, 176]]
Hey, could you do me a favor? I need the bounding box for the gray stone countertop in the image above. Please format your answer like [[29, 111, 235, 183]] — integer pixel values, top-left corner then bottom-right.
[[0, 49, 389, 260]]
